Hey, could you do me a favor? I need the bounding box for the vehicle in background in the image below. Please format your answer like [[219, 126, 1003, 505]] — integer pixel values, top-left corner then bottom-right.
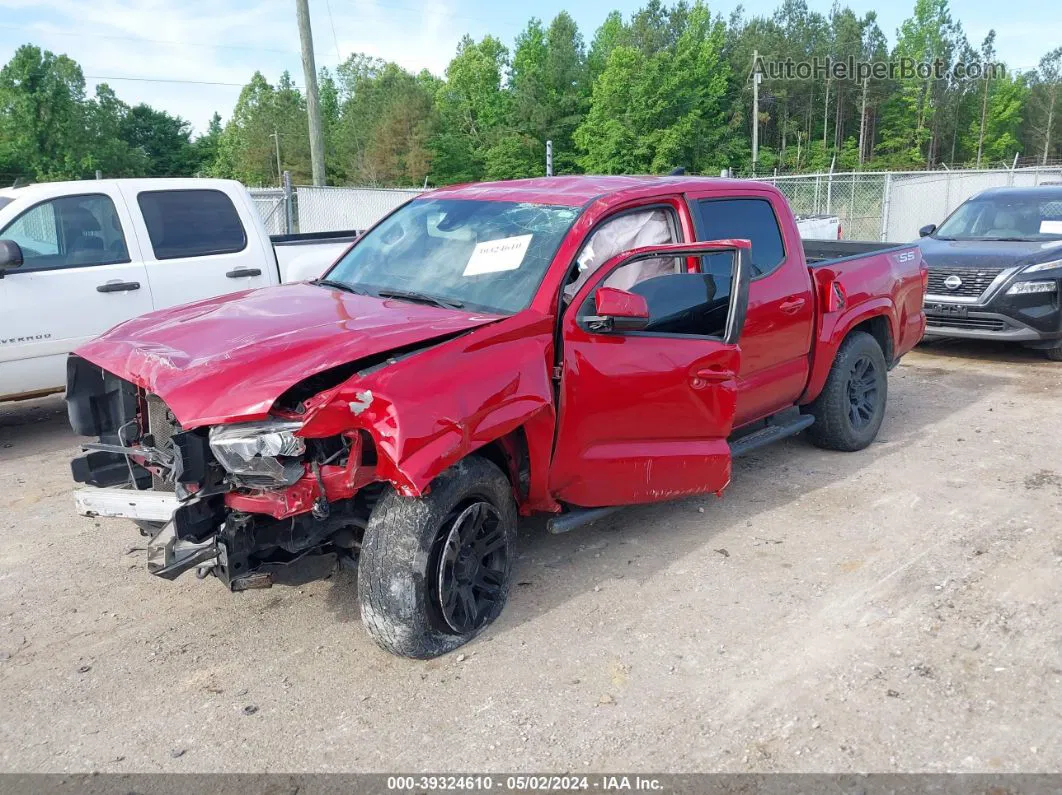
[[796, 214, 843, 240], [916, 186, 1062, 360], [0, 178, 357, 402], [66, 175, 926, 658]]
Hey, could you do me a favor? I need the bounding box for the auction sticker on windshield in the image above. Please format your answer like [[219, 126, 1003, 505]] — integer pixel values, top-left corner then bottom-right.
[[464, 234, 533, 276]]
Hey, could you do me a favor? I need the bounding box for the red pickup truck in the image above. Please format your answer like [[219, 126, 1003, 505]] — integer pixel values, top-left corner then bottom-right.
[[67, 175, 927, 658]]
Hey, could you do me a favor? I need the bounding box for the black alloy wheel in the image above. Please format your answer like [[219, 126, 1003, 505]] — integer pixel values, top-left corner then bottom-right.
[[845, 354, 880, 429], [433, 501, 508, 634]]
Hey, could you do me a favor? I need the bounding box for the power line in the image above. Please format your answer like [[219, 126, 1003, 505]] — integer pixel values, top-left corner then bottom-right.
[[324, 0, 343, 63], [0, 23, 306, 57], [84, 75, 249, 87]]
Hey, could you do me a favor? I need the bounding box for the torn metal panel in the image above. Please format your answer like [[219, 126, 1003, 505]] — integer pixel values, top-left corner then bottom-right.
[[348, 390, 373, 415], [298, 313, 559, 509]]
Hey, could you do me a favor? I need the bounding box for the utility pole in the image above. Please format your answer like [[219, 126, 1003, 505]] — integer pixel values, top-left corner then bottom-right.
[[976, 75, 989, 168], [858, 78, 869, 166], [296, 0, 327, 185], [751, 50, 760, 172], [545, 140, 553, 177], [271, 129, 282, 184]]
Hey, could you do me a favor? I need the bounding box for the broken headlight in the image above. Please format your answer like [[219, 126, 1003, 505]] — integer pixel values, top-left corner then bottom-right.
[[208, 421, 306, 486]]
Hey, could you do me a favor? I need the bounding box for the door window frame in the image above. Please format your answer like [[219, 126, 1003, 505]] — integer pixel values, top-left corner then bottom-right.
[[135, 188, 249, 261], [561, 202, 741, 343], [569, 247, 742, 343], [688, 194, 788, 280], [559, 202, 685, 304], [0, 193, 133, 273]]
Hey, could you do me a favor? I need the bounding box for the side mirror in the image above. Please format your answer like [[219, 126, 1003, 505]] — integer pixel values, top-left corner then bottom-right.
[[918, 224, 937, 238], [0, 240, 23, 271], [589, 287, 650, 332], [584, 239, 752, 345]]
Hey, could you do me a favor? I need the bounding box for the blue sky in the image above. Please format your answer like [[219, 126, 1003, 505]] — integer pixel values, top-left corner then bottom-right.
[[0, 0, 1053, 135]]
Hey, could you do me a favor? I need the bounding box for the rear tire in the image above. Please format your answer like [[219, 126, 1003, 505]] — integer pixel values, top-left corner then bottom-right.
[[805, 331, 888, 452], [357, 456, 517, 659]]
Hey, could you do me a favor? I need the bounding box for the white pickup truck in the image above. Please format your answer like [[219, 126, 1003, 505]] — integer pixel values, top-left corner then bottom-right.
[[0, 178, 359, 402], [795, 214, 843, 240]]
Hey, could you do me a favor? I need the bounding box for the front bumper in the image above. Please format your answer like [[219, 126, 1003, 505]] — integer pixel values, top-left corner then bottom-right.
[[924, 283, 1061, 344], [75, 484, 354, 589], [924, 308, 1057, 342], [68, 357, 368, 590], [74, 487, 178, 522], [75, 488, 221, 579]]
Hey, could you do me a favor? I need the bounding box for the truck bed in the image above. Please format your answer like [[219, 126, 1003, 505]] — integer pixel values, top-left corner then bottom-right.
[[271, 229, 360, 282], [803, 239, 904, 265], [803, 239, 926, 405]]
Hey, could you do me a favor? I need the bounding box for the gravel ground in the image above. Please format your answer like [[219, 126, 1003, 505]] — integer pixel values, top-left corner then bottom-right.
[[0, 340, 1059, 774]]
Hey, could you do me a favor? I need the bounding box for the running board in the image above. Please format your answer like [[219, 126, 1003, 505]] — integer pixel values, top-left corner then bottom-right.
[[729, 414, 814, 458], [547, 506, 622, 535]]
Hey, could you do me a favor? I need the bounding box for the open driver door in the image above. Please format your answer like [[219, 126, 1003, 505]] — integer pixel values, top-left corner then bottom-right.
[[548, 240, 752, 508]]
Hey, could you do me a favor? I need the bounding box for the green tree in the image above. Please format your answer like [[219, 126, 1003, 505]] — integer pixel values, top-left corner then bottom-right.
[[543, 12, 590, 172], [213, 72, 286, 185], [431, 35, 510, 183], [0, 44, 90, 181], [576, 2, 730, 175], [333, 56, 437, 185], [502, 12, 589, 176], [84, 84, 148, 177], [119, 104, 197, 176], [588, 11, 628, 83], [965, 70, 1028, 165], [1025, 48, 1062, 165], [193, 113, 224, 175], [876, 0, 964, 166]]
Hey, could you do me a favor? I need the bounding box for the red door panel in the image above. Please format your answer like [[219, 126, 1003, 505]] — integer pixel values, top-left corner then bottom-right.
[[685, 190, 815, 427], [549, 334, 739, 507]]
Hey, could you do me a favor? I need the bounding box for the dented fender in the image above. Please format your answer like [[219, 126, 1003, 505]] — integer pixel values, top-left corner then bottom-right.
[[297, 312, 561, 511]]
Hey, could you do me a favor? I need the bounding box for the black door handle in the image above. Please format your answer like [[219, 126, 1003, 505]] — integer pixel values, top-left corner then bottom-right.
[[226, 268, 262, 278], [96, 281, 140, 293]]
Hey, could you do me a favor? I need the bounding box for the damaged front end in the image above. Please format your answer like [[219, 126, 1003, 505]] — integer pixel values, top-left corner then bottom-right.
[[67, 355, 380, 590]]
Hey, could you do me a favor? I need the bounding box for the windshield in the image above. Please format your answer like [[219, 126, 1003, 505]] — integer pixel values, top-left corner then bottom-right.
[[935, 195, 1062, 241], [322, 198, 582, 314]]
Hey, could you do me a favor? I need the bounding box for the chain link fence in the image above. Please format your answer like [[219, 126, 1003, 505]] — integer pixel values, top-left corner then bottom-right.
[[295, 186, 423, 233], [247, 187, 290, 235], [248, 165, 1062, 243], [759, 164, 1062, 242], [248, 185, 424, 236]]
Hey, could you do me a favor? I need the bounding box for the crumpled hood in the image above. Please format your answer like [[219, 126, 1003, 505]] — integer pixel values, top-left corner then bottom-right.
[[74, 282, 500, 427]]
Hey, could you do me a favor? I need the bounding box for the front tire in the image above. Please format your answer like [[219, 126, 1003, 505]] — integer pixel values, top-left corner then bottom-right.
[[1045, 341, 1062, 361], [357, 456, 517, 659], [805, 331, 888, 452]]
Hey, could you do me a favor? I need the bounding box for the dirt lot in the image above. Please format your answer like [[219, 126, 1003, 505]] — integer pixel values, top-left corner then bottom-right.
[[0, 341, 1060, 774]]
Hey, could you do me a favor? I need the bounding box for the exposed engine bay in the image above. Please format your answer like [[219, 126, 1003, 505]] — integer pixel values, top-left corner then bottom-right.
[[66, 355, 382, 590]]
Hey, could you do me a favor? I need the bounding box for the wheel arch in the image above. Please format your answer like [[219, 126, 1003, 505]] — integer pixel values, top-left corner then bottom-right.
[[852, 314, 894, 366], [473, 429, 529, 504], [801, 302, 896, 405]]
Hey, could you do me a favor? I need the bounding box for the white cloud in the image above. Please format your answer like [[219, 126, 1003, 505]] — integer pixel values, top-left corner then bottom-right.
[[0, 0, 481, 135]]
